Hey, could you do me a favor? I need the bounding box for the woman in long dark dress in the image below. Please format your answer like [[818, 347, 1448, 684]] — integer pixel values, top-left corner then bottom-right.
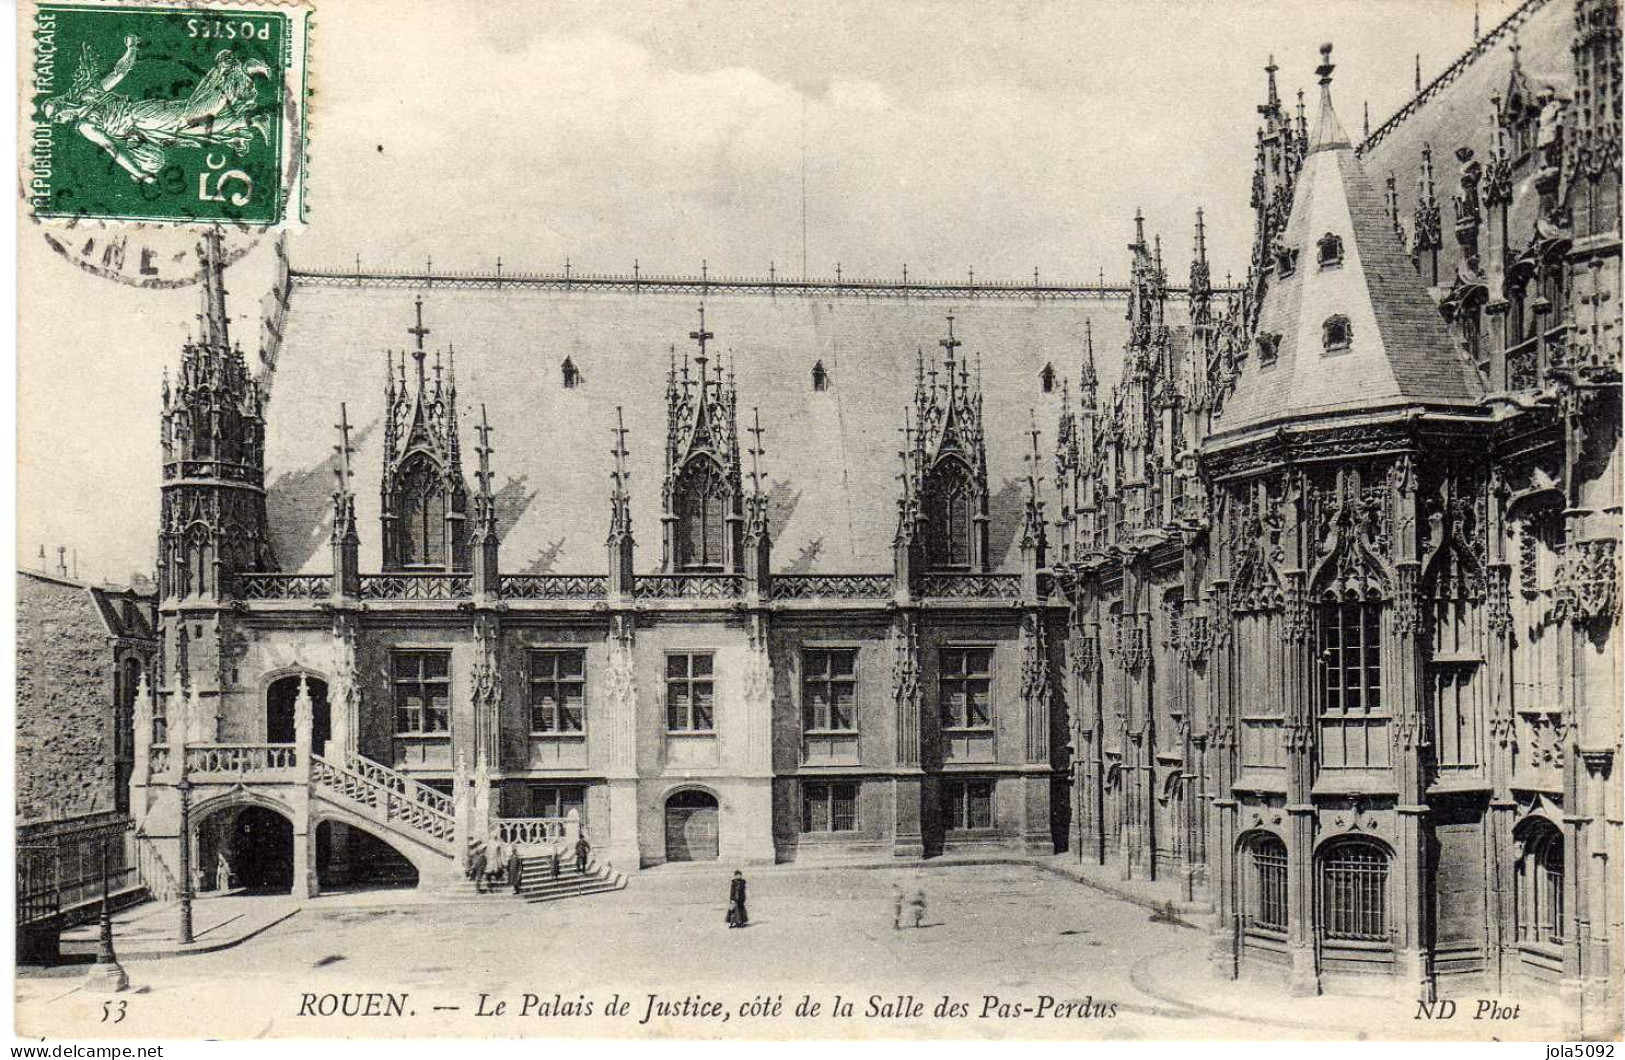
[[726, 870, 748, 928]]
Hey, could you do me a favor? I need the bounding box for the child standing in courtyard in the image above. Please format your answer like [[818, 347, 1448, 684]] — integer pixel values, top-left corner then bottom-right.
[[909, 884, 928, 928]]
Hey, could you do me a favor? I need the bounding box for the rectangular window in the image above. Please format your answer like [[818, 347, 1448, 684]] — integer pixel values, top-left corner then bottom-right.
[[1319, 602, 1382, 715], [943, 779, 995, 830], [393, 651, 451, 734], [940, 647, 994, 730], [666, 652, 715, 732], [801, 781, 858, 832], [802, 648, 857, 732], [527, 784, 585, 821], [528, 649, 586, 733]]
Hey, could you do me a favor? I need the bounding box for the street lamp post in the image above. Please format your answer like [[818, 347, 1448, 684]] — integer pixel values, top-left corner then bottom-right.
[[85, 831, 128, 991], [176, 775, 194, 945]]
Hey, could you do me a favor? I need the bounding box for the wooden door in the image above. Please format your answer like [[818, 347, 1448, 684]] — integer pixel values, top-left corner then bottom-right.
[[665, 790, 719, 861]]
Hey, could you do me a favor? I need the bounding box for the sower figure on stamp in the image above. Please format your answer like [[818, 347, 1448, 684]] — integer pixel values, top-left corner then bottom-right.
[[726, 870, 749, 928], [42, 37, 273, 184], [575, 832, 591, 875]]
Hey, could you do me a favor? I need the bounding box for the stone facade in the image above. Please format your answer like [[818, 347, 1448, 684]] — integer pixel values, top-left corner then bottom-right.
[[1057, 0, 1620, 1036]]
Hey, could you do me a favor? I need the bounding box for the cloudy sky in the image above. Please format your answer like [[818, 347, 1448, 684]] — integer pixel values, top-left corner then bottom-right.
[[18, 0, 1495, 583]]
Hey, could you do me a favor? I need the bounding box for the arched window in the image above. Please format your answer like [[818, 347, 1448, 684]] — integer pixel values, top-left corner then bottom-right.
[[1246, 833, 1289, 933], [1040, 363, 1056, 393], [1516, 819, 1565, 948], [185, 525, 212, 598], [924, 460, 976, 569], [1319, 839, 1389, 942], [811, 361, 828, 392], [676, 459, 729, 571], [397, 455, 448, 567], [1323, 314, 1352, 353]]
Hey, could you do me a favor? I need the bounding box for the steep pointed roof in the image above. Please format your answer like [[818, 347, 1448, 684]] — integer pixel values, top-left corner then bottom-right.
[[1214, 45, 1484, 440]]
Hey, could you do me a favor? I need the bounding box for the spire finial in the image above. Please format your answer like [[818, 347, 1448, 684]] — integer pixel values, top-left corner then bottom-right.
[[689, 303, 713, 365], [474, 403, 495, 497], [407, 295, 430, 385], [1415, 53, 1422, 94], [1317, 42, 1335, 86], [333, 403, 355, 493], [746, 406, 766, 497]]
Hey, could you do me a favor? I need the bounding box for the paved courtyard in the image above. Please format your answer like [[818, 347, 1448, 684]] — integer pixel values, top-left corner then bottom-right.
[[16, 863, 1568, 1041]]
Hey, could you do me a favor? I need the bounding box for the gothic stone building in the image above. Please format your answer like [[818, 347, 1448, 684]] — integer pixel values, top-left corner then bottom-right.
[[1053, 0, 1620, 1035], [132, 233, 1163, 900], [128, 0, 1618, 1028]]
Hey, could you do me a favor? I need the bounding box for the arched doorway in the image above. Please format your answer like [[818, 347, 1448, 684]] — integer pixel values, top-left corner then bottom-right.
[[266, 674, 331, 757], [209, 805, 294, 894], [665, 789, 719, 862]]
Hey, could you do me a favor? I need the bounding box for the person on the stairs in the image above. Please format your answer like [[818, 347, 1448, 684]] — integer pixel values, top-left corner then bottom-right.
[[726, 870, 749, 928], [574, 833, 591, 874], [551, 850, 561, 880], [509, 848, 523, 895], [468, 846, 489, 894]]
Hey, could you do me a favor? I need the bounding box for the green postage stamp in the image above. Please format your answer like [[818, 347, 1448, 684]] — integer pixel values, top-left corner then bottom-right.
[[29, 2, 309, 226]]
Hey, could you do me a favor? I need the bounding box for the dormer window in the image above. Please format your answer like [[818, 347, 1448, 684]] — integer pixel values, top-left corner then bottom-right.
[[924, 459, 977, 569], [675, 458, 729, 571], [1040, 363, 1056, 393], [1317, 233, 1345, 268], [1323, 315, 1352, 353], [812, 360, 828, 392], [1273, 243, 1299, 278], [1257, 332, 1281, 369], [561, 357, 580, 389]]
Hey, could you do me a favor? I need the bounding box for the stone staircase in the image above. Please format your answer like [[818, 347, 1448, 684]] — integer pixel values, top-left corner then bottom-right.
[[514, 855, 627, 904]]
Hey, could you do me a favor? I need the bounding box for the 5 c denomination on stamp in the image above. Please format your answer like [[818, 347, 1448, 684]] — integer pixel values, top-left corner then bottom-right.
[[30, 1, 308, 227]]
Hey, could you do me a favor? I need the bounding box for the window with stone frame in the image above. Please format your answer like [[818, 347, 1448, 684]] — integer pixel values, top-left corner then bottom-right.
[[665, 651, 716, 732], [924, 459, 976, 569], [1319, 839, 1390, 942], [1247, 833, 1289, 933], [396, 454, 449, 567], [114, 656, 142, 814], [392, 651, 451, 734], [527, 784, 585, 822], [1317, 599, 1388, 768], [801, 781, 858, 832], [802, 648, 857, 733], [675, 459, 729, 571], [943, 778, 995, 830], [528, 649, 585, 734], [1515, 819, 1565, 949], [939, 646, 993, 731]]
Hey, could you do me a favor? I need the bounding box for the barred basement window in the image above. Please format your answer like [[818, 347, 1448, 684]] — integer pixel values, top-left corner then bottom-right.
[[1320, 600, 1382, 716], [939, 647, 993, 731], [1323, 314, 1352, 353], [802, 648, 857, 732], [1249, 834, 1289, 932], [666, 651, 715, 732], [1319, 840, 1389, 942], [802, 781, 858, 832], [529, 649, 585, 733], [393, 651, 451, 734], [944, 779, 995, 830]]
